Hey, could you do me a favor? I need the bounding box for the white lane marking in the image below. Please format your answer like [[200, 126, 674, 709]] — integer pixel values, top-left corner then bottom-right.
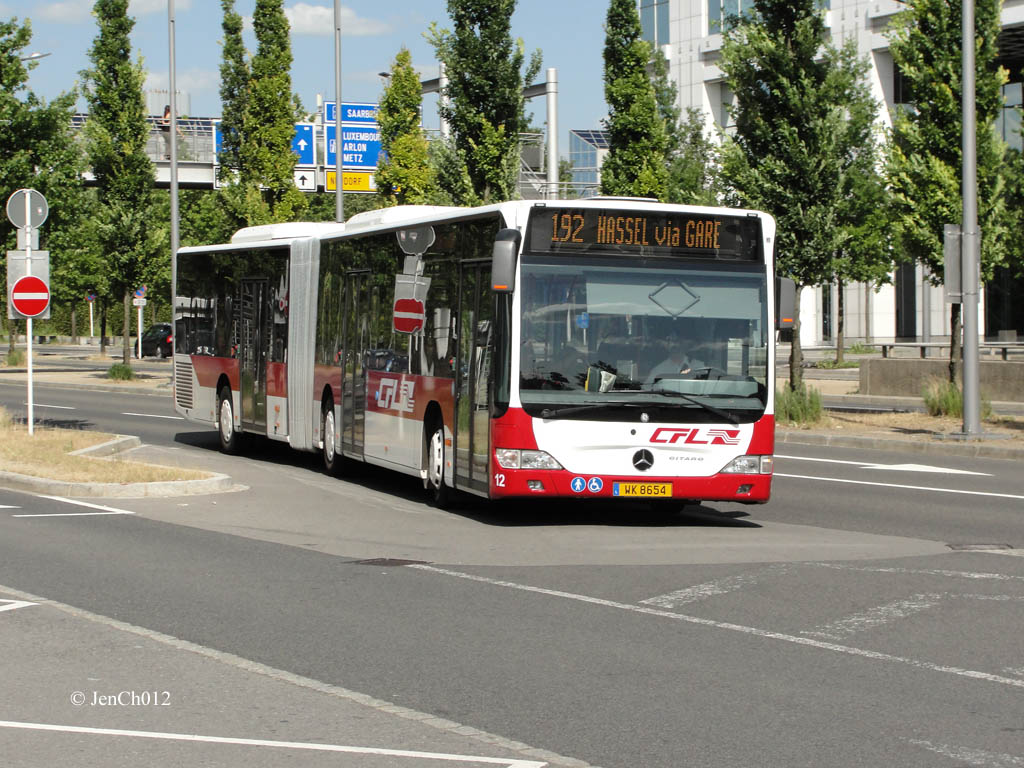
[[908, 739, 1024, 767], [1003, 667, 1024, 678], [0, 505, 20, 509], [121, 412, 184, 420], [12, 497, 136, 518], [0, 582, 591, 768], [0, 599, 37, 613], [776, 454, 990, 476], [0, 721, 548, 767], [25, 403, 76, 410], [775, 473, 1024, 500], [803, 594, 944, 640], [410, 564, 1024, 690], [807, 562, 1024, 582], [641, 566, 782, 608]]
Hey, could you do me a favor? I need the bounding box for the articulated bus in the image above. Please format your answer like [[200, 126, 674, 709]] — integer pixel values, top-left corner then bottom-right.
[[172, 199, 793, 507]]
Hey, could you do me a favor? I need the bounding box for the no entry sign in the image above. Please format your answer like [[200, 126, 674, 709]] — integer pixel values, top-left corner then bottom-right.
[[393, 297, 425, 334], [10, 274, 50, 318]]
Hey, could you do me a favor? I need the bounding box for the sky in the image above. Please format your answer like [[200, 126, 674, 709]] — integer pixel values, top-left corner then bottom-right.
[[8, 0, 611, 159]]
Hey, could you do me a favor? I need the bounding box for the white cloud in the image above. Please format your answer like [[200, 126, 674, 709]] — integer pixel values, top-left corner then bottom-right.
[[35, 0, 190, 23], [37, 2, 92, 23], [145, 67, 220, 112], [129, 0, 192, 15], [285, 3, 391, 37]]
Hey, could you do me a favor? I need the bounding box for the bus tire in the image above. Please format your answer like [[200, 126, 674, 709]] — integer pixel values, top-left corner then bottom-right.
[[322, 397, 342, 476], [426, 422, 451, 509], [218, 387, 241, 454]]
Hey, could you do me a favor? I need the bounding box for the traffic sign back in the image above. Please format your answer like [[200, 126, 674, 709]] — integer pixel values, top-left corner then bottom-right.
[[6, 189, 48, 229]]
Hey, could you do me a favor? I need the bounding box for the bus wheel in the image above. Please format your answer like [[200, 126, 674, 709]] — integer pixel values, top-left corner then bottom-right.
[[218, 387, 241, 454], [426, 423, 450, 508], [322, 399, 341, 476]]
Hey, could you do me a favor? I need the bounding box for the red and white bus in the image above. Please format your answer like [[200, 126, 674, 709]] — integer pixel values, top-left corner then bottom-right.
[[173, 199, 792, 507]]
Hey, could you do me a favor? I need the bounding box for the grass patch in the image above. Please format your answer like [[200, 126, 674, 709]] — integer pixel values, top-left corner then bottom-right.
[[775, 382, 824, 425], [921, 377, 992, 419], [0, 407, 208, 484], [846, 342, 877, 355], [4, 349, 25, 367], [107, 363, 135, 380], [814, 359, 859, 369]]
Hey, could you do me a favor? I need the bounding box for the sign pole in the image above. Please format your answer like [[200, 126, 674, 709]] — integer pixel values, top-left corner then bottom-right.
[[24, 193, 33, 435], [89, 300, 94, 337]]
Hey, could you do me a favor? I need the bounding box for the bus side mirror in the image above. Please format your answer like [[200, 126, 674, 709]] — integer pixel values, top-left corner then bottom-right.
[[775, 277, 795, 330], [491, 229, 520, 293]]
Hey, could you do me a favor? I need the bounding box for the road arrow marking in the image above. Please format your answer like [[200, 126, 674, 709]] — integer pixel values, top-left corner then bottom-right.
[[0, 599, 37, 613], [777, 454, 990, 476]]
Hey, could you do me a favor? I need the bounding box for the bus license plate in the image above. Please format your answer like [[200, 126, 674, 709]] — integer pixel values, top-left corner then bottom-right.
[[613, 482, 672, 498]]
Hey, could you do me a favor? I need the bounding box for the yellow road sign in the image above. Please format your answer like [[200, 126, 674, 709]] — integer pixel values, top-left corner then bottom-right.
[[326, 171, 376, 193]]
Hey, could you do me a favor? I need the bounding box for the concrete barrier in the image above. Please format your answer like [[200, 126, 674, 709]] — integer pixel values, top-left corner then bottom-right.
[[860, 358, 1024, 401]]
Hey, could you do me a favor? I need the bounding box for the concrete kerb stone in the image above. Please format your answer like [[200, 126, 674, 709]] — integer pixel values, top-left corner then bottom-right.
[[777, 428, 1024, 461], [0, 433, 235, 499]]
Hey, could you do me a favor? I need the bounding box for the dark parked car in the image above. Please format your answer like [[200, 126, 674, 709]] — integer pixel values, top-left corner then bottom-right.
[[139, 323, 173, 358]]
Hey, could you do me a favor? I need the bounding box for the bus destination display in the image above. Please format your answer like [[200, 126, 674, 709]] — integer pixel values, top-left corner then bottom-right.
[[528, 208, 760, 260]]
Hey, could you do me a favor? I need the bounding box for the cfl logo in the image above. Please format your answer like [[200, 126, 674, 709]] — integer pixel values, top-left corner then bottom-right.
[[377, 379, 415, 413], [650, 428, 741, 445]]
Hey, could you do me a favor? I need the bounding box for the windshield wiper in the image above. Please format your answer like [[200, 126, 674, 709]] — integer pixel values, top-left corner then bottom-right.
[[648, 389, 740, 424], [539, 401, 643, 419]]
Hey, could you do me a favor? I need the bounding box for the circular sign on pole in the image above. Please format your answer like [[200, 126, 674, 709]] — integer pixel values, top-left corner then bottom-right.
[[5, 188, 48, 229], [10, 275, 50, 318]]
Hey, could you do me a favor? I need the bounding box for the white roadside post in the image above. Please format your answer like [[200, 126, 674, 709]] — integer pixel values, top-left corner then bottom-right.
[[5, 189, 50, 436]]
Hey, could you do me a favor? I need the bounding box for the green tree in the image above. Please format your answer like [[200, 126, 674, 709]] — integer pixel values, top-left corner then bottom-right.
[[664, 107, 722, 206], [217, 0, 248, 184], [885, 0, 1009, 382], [1, 18, 95, 347], [718, 0, 888, 388], [600, 0, 667, 199], [244, 0, 306, 222], [429, 0, 541, 204], [82, 0, 165, 365], [376, 48, 434, 205]]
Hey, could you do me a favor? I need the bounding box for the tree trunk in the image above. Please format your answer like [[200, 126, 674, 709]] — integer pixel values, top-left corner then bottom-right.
[[789, 285, 803, 390], [836, 279, 845, 365], [123, 291, 132, 365], [948, 302, 962, 385], [71, 308, 78, 344], [8, 319, 17, 354]]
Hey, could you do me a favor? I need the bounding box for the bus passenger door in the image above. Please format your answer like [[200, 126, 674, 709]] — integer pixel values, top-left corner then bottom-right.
[[342, 270, 370, 459], [455, 261, 493, 494], [238, 278, 269, 431]]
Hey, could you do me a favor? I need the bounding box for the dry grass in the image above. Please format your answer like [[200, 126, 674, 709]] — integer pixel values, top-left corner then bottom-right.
[[822, 410, 1024, 444], [0, 408, 209, 484]]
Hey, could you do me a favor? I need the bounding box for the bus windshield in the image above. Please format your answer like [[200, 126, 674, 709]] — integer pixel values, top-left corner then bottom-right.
[[517, 255, 769, 422]]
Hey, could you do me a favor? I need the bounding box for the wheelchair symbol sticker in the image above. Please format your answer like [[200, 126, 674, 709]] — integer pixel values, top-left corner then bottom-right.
[[587, 477, 603, 493]]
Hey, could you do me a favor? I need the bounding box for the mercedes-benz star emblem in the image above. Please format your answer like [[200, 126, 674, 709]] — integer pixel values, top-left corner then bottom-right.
[[632, 449, 654, 471]]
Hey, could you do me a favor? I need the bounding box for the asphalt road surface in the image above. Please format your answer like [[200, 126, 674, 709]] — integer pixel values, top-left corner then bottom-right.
[[0, 378, 1022, 767]]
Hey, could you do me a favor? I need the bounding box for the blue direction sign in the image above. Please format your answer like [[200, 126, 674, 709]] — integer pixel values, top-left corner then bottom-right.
[[213, 121, 316, 167], [325, 124, 383, 170], [323, 101, 378, 124], [292, 123, 315, 166]]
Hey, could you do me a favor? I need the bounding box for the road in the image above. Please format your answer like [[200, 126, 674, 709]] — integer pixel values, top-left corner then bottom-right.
[[0, 377, 1021, 767]]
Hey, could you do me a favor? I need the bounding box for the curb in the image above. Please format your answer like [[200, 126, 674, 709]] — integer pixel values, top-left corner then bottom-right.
[[0, 469, 235, 499], [0, 434, 235, 499], [777, 429, 1024, 461]]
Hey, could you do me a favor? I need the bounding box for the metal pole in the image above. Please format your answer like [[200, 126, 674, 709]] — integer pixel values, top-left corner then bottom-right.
[[961, 0, 981, 436], [545, 68, 558, 200], [168, 0, 179, 369], [334, 0, 343, 222], [24, 194, 33, 435]]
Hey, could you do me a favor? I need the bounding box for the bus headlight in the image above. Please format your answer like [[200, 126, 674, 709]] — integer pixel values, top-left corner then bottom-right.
[[720, 455, 773, 474], [495, 449, 563, 470]]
